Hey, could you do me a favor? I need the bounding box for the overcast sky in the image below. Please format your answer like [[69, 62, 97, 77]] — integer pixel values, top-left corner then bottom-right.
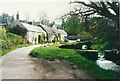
[[0, 0, 92, 24], [0, 0, 73, 21]]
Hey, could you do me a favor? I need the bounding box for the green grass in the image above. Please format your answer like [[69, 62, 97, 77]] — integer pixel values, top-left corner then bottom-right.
[[0, 44, 31, 56], [29, 44, 120, 81]]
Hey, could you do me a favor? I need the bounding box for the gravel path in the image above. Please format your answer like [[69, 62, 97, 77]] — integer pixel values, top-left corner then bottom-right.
[[0, 44, 96, 80]]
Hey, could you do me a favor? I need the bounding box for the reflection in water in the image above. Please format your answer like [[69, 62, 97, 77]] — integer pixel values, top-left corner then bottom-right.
[[96, 55, 119, 71]]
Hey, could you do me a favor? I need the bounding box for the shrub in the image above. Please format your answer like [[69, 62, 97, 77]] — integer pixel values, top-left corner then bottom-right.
[[59, 43, 82, 49], [91, 44, 101, 50], [52, 39, 56, 43], [7, 33, 22, 45], [59, 41, 92, 50], [29, 52, 39, 57], [1, 28, 22, 51], [9, 25, 27, 37], [105, 51, 120, 65], [46, 33, 51, 43], [77, 51, 98, 61], [59, 40, 64, 44], [38, 33, 45, 44]]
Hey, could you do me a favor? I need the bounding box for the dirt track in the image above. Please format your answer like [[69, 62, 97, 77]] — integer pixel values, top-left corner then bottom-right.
[[33, 58, 95, 79]]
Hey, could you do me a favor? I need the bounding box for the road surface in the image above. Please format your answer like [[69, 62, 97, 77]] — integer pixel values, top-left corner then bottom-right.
[[0, 44, 95, 80]]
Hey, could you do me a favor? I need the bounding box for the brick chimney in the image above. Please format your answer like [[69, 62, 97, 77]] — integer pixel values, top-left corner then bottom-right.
[[16, 11, 19, 20]]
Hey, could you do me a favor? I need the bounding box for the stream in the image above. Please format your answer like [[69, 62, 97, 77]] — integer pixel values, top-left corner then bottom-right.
[[96, 55, 120, 71]]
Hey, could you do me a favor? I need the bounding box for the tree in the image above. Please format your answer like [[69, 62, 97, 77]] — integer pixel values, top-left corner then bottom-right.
[[48, 21, 55, 27], [63, 15, 82, 36], [0, 13, 14, 24], [71, 0, 119, 50], [9, 25, 28, 38], [88, 17, 118, 49], [72, 0, 119, 29], [38, 12, 49, 25]]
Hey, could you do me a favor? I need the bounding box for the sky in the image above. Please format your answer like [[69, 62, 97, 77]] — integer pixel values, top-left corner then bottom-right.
[[0, 0, 96, 24], [0, 0, 78, 23], [0, 0, 117, 22]]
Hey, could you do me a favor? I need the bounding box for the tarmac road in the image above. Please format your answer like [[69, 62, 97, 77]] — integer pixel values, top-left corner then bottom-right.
[[0, 44, 95, 80]]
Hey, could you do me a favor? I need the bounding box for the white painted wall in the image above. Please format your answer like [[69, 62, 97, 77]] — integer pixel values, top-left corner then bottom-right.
[[61, 34, 67, 41], [27, 31, 43, 44]]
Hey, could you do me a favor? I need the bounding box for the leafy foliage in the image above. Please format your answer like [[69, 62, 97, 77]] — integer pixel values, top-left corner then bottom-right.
[[0, 27, 31, 56], [0, 13, 14, 24], [46, 33, 52, 43], [63, 15, 82, 36], [70, 1, 119, 51], [59, 42, 92, 50], [88, 17, 118, 50], [9, 25, 28, 37], [38, 33, 45, 44], [1, 27, 22, 51]]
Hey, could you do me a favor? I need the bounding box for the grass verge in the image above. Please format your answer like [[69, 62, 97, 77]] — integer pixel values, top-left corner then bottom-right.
[[29, 44, 120, 81], [0, 44, 31, 56]]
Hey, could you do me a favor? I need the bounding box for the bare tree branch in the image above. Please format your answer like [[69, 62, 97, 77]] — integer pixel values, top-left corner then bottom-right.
[[71, 0, 119, 24]]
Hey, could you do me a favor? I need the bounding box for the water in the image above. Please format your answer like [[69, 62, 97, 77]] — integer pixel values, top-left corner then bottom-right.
[[96, 55, 119, 71]]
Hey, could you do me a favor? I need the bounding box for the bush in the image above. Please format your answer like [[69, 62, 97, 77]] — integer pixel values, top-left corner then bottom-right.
[[59, 41, 92, 50], [29, 52, 39, 57], [7, 33, 22, 45], [67, 35, 91, 41], [9, 25, 27, 37], [59, 40, 64, 44], [1, 28, 22, 51], [38, 33, 45, 44], [52, 39, 56, 43], [77, 51, 98, 61], [59, 43, 82, 49], [91, 42, 107, 55], [105, 51, 120, 65], [46, 34, 49, 42]]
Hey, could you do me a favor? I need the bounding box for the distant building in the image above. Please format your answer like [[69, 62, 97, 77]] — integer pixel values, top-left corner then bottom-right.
[[52, 25, 68, 41], [57, 29, 68, 41], [33, 21, 68, 42], [12, 20, 46, 44], [8, 12, 68, 44], [38, 24, 55, 42]]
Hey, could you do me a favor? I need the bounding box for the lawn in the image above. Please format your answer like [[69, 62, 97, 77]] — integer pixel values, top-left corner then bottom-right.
[[29, 44, 120, 81]]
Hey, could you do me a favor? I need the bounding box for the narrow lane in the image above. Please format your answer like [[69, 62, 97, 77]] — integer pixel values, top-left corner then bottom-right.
[[1, 45, 45, 79], [0, 44, 95, 80]]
